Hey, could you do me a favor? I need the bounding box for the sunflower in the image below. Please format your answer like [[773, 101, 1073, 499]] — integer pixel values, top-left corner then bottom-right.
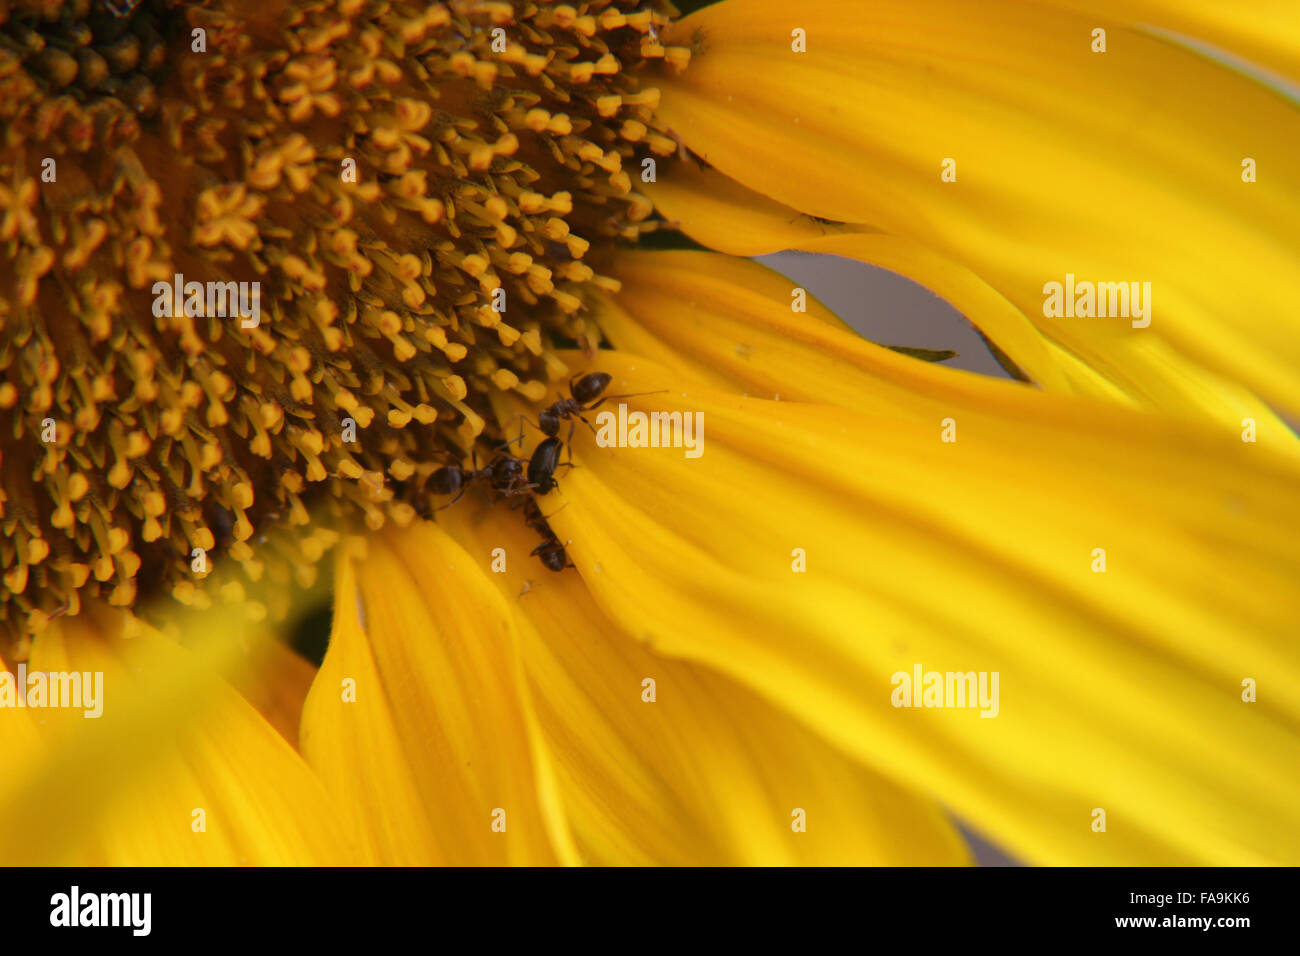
[[1, 0, 1298, 866]]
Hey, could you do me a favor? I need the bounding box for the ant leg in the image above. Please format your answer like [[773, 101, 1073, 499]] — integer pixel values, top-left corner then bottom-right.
[[433, 484, 470, 511], [499, 412, 546, 444], [539, 501, 569, 521], [558, 420, 581, 472]]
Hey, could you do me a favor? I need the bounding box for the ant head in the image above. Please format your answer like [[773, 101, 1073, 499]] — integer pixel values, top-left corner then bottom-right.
[[489, 456, 523, 485], [571, 371, 613, 405], [538, 408, 560, 436]]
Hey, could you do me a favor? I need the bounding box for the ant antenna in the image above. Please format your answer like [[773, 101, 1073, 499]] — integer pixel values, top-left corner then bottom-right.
[[539, 501, 569, 521], [586, 388, 669, 412]]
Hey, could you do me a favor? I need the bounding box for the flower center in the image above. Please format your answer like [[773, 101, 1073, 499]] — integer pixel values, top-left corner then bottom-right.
[[0, 0, 689, 650]]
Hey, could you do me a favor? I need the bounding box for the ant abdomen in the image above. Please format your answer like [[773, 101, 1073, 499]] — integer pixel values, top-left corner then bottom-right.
[[570, 372, 613, 405]]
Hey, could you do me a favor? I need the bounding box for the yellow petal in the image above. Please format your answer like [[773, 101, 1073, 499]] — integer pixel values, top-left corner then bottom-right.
[[0, 654, 43, 809], [222, 627, 319, 750], [600, 242, 1069, 402], [297, 551, 440, 864], [299, 528, 576, 865], [648, 164, 1299, 438], [598, 249, 1300, 456], [1, 605, 351, 865], [1041, 0, 1300, 84], [647, 160, 854, 258], [437, 502, 971, 865], [647, 164, 1071, 386], [660, 0, 1300, 413], [515, 348, 1300, 865]]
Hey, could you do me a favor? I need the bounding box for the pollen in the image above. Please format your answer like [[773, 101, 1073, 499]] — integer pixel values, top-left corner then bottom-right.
[[0, 0, 688, 651]]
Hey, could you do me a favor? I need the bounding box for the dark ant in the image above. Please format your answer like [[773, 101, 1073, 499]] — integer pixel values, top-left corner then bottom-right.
[[531, 538, 572, 572], [537, 372, 614, 438], [517, 496, 570, 537], [520, 371, 665, 453], [518, 373, 665, 495], [429, 450, 531, 508], [519, 497, 573, 572], [517, 496, 552, 535], [527, 437, 565, 495]]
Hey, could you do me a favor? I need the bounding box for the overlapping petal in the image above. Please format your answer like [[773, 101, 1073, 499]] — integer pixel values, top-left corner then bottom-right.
[[437, 503, 971, 865], [0, 606, 351, 865], [647, 164, 1300, 428], [1039, 0, 1300, 84], [659, 0, 1300, 413], [597, 249, 1300, 455], [298, 526, 577, 865], [645, 163, 1072, 392], [505, 342, 1300, 865]]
